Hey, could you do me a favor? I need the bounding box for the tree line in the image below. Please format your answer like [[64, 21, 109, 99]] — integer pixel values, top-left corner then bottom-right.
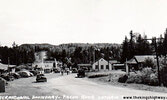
[[0, 46, 35, 65], [47, 45, 121, 68], [121, 29, 167, 63], [1, 29, 167, 66]]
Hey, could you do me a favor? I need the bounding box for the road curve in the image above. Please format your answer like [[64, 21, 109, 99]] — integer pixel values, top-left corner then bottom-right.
[[44, 74, 167, 100]]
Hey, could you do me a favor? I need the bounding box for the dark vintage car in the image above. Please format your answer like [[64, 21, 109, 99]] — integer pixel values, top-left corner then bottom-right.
[[72, 68, 78, 73], [9, 73, 21, 79], [53, 68, 60, 73], [77, 69, 85, 78], [0, 74, 14, 81], [36, 74, 47, 82]]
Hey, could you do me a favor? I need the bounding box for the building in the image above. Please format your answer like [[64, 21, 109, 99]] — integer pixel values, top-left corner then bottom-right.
[[0, 63, 15, 74], [77, 58, 120, 71], [92, 58, 112, 71], [43, 59, 56, 73], [126, 55, 156, 70], [32, 51, 57, 73], [109, 60, 125, 70]]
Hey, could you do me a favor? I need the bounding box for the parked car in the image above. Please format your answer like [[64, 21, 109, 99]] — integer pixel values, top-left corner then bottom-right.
[[0, 74, 14, 81], [77, 69, 85, 78], [36, 74, 47, 82], [53, 68, 60, 73], [72, 68, 78, 73], [18, 71, 33, 78], [53, 68, 61, 73], [9, 73, 20, 79]]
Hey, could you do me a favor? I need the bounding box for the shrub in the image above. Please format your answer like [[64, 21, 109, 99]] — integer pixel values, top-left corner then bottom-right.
[[126, 72, 143, 84], [148, 73, 159, 86], [126, 75, 135, 83], [125, 68, 159, 86], [141, 68, 158, 86], [118, 74, 128, 83], [88, 74, 108, 78], [143, 58, 156, 69], [141, 67, 155, 85], [161, 67, 167, 87]]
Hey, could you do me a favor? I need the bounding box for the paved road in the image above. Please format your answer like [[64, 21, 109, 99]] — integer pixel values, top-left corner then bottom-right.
[[44, 74, 167, 100], [1, 73, 167, 100]]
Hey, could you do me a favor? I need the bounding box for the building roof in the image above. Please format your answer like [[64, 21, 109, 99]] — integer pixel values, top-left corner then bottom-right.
[[113, 64, 124, 66], [127, 55, 156, 64], [135, 55, 156, 63], [77, 64, 92, 66], [92, 58, 112, 66], [109, 60, 118, 64], [126, 58, 137, 64], [0, 63, 15, 70]]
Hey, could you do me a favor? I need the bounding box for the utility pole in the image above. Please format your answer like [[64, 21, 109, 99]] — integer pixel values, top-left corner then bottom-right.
[[107, 48, 110, 70], [93, 46, 101, 71], [125, 58, 129, 75], [154, 37, 161, 86], [8, 57, 10, 74], [93, 49, 95, 64]]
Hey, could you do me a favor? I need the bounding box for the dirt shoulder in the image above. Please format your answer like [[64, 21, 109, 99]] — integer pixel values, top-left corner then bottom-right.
[[85, 70, 167, 94], [0, 73, 64, 99]]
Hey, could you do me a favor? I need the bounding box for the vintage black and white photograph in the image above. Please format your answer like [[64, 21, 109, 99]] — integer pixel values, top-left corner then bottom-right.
[[0, 0, 167, 100]]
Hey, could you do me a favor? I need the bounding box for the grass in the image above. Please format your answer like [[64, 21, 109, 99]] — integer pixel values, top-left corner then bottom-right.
[[86, 70, 167, 93], [86, 70, 125, 78]]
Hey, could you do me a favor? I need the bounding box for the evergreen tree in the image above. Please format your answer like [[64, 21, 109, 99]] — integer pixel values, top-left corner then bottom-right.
[[121, 36, 130, 63], [157, 34, 164, 56], [136, 34, 152, 55], [163, 29, 167, 57], [129, 30, 136, 59]]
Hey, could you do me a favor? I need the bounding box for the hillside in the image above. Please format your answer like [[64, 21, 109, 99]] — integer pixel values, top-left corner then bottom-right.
[[20, 43, 121, 53]]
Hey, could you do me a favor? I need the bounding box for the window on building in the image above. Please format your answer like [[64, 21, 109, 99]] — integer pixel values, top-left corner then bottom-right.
[[101, 65, 104, 69], [95, 65, 98, 69], [106, 65, 109, 69]]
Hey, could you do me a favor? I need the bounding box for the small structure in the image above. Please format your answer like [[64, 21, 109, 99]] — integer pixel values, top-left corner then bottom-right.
[[32, 59, 57, 73], [32, 51, 58, 73], [43, 59, 56, 73], [113, 64, 125, 70], [92, 58, 112, 71], [109, 60, 121, 70], [0, 63, 15, 74], [0, 79, 5, 92], [126, 55, 156, 70]]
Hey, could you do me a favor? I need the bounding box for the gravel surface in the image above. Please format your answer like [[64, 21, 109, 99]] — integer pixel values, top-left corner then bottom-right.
[[86, 70, 167, 94], [0, 72, 167, 100]]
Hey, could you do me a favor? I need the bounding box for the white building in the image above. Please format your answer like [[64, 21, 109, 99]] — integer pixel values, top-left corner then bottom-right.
[[32, 51, 47, 70], [43, 60, 56, 73], [92, 58, 112, 71], [32, 51, 57, 73]]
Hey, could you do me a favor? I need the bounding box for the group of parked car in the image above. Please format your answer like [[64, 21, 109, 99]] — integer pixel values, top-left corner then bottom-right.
[[0, 70, 42, 83]]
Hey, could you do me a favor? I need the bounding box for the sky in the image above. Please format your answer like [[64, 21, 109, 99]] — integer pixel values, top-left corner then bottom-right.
[[0, 0, 167, 46]]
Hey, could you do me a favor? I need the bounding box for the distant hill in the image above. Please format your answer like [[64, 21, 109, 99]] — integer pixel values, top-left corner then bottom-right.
[[19, 43, 121, 53]]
